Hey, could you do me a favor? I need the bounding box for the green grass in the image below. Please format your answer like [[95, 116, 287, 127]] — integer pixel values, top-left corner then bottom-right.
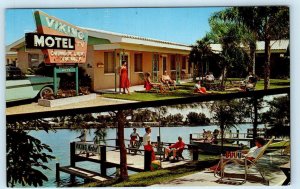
[[82, 156, 219, 187], [102, 79, 289, 102], [102, 89, 200, 101], [269, 140, 290, 148]]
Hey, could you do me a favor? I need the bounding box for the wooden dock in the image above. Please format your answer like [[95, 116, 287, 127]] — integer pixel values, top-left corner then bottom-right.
[[57, 165, 110, 182], [77, 150, 190, 171], [56, 141, 192, 186]]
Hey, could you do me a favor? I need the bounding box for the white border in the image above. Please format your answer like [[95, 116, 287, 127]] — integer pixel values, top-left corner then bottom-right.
[[1, 1, 299, 189]]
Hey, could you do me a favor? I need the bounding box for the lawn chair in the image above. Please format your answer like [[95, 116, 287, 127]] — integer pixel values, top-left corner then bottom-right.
[[214, 137, 275, 185], [128, 137, 143, 155]]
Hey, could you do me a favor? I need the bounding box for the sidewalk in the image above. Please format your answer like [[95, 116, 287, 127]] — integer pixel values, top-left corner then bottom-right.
[[6, 95, 137, 115], [151, 151, 289, 187]]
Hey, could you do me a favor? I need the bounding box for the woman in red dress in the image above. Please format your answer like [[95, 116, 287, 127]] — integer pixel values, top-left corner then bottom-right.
[[120, 61, 130, 94]]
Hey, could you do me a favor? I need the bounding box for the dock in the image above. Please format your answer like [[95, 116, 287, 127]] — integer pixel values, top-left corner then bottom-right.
[[55, 140, 192, 186]]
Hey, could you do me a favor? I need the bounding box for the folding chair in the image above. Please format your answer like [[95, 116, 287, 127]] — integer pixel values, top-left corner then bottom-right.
[[128, 137, 143, 155], [214, 137, 275, 184]]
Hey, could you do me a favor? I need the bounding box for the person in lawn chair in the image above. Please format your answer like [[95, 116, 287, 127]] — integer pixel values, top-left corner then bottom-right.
[[129, 128, 140, 147], [164, 136, 185, 161]]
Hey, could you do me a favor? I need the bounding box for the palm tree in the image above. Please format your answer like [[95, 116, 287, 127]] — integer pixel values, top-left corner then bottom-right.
[[206, 16, 250, 85], [189, 38, 213, 82], [209, 100, 246, 152], [222, 7, 289, 89]]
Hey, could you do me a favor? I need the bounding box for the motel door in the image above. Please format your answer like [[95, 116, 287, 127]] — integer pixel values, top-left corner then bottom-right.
[[162, 56, 167, 73]]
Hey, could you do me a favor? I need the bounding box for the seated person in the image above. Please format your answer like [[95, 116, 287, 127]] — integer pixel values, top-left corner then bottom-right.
[[194, 81, 207, 94], [211, 129, 220, 144], [144, 72, 166, 93], [205, 72, 215, 82], [164, 136, 185, 161], [242, 75, 257, 91], [130, 128, 140, 147], [209, 137, 266, 171], [161, 70, 176, 90]]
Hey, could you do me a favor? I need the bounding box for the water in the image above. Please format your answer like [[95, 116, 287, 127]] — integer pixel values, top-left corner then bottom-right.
[[27, 124, 264, 187]]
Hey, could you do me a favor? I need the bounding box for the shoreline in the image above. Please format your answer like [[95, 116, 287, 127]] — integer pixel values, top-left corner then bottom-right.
[[27, 122, 260, 131]]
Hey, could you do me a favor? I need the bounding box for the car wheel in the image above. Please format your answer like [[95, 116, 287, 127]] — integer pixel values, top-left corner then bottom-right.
[[40, 87, 54, 99]]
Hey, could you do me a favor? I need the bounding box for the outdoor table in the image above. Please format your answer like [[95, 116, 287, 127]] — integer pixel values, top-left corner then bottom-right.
[[279, 161, 290, 185]]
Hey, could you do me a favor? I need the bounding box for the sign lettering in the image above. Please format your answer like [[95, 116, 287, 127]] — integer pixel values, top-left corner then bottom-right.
[[25, 33, 75, 50], [75, 142, 101, 154], [33, 10, 88, 64]]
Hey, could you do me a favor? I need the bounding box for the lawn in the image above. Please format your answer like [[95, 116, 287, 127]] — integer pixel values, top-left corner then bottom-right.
[[82, 158, 218, 187], [102, 79, 289, 102]]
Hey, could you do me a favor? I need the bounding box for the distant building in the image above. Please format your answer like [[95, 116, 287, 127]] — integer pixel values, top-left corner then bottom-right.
[[5, 47, 17, 66], [209, 40, 290, 78]]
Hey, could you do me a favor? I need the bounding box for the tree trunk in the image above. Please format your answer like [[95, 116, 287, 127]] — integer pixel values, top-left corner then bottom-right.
[[220, 67, 227, 88], [116, 110, 128, 181], [220, 124, 224, 153], [264, 21, 271, 90], [249, 41, 256, 74]]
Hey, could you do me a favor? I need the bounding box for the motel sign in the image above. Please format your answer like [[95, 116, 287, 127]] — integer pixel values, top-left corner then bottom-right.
[[32, 10, 88, 64]]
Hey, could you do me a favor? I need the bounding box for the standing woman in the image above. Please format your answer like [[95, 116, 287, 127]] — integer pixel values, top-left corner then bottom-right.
[[119, 60, 130, 94]]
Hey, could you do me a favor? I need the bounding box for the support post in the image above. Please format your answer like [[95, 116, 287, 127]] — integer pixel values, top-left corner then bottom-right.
[[236, 130, 240, 145], [192, 149, 199, 161], [100, 146, 107, 176], [114, 49, 117, 92], [176, 55, 180, 84], [144, 151, 152, 171], [75, 63, 79, 96], [252, 97, 258, 147], [70, 142, 76, 167], [189, 134, 193, 144], [56, 163, 60, 186], [53, 65, 59, 96], [70, 142, 76, 183]]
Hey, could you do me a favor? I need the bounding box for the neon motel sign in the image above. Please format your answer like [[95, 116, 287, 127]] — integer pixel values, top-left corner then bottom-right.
[[26, 10, 88, 64]]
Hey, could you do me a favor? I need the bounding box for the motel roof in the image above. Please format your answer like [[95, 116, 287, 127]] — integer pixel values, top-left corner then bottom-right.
[[209, 39, 289, 54], [7, 27, 191, 53]]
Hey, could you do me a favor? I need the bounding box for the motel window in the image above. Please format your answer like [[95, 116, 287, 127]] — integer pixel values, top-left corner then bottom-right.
[[182, 56, 186, 70], [28, 54, 39, 68], [134, 53, 143, 72], [170, 55, 176, 70], [104, 52, 115, 73], [153, 54, 159, 72]]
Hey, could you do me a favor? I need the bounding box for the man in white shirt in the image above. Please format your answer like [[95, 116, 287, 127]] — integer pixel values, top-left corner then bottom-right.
[[244, 137, 265, 160], [209, 137, 266, 171]]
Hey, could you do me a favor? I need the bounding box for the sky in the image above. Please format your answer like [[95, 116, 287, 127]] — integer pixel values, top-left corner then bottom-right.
[[5, 7, 224, 46]]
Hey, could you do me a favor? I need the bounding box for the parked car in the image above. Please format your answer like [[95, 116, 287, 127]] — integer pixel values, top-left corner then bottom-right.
[[6, 65, 59, 102]]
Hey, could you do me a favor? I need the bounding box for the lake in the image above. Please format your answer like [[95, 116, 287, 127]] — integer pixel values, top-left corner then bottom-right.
[[26, 123, 265, 187]]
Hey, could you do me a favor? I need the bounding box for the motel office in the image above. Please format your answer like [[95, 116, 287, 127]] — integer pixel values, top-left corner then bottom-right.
[[8, 28, 191, 91]]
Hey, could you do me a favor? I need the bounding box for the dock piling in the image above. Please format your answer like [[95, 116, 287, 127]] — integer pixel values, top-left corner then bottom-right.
[[100, 146, 107, 176], [70, 142, 76, 183], [144, 151, 152, 171], [56, 163, 60, 187]]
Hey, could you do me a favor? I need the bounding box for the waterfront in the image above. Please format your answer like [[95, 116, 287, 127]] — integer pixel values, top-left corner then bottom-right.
[[28, 124, 264, 187]]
